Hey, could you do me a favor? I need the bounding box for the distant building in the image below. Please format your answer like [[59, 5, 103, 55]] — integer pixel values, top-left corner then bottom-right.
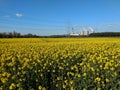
[[70, 33, 79, 36], [69, 26, 95, 36]]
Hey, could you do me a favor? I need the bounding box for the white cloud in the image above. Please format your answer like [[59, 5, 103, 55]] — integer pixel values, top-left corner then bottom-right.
[[16, 13, 23, 17]]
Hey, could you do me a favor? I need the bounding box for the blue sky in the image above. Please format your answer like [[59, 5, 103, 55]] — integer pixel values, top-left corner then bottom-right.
[[0, 0, 120, 35]]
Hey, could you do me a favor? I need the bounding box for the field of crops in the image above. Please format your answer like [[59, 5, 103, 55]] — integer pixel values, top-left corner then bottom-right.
[[0, 38, 120, 90]]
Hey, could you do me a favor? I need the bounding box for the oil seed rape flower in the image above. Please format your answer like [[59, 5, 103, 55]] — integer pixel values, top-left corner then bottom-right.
[[77, 74, 81, 78], [1, 38, 120, 89], [70, 86, 74, 90], [1, 78, 8, 83], [62, 84, 66, 88], [106, 78, 110, 83], [38, 86, 46, 90], [55, 84, 58, 87], [83, 88, 87, 90], [83, 73, 87, 77], [95, 77, 101, 82], [57, 77, 60, 80], [0, 87, 3, 90], [38, 86, 42, 90], [9, 83, 16, 89], [70, 80, 73, 85]]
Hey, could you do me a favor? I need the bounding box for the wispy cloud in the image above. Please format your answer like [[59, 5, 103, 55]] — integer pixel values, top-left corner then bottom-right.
[[15, 13, 23, 17]]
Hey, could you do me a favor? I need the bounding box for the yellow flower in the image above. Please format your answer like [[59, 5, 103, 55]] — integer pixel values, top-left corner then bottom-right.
[[1, 38, 120, 89], [56, 84, 58, 87], [38, 86, 42, 90], [110, 67, 115, 71], [106, 78, 110, 83], [9, 83, 16, 90], [1, 78, 7, 83], [52, 69, 55, 72], [97, 87, 101, 90], [70, 80, 73, 85], [63, 84, 66, 88], [83, 73, 87, 77], [42, 87, 46, 90], [91, 67, 95, 72], [57, 77, 60, 80], [83, 88, 86, 90], [0, 87, 3, 90], [77, 74, 81, 78], [70, 86, 74, 90], [102, 81, 105, 87], [95, 77, 101, 82], [38, 86, 46, 90]]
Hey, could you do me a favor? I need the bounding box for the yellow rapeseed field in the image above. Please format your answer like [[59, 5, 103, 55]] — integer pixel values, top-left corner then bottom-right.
[[0, 38, 120, 90]]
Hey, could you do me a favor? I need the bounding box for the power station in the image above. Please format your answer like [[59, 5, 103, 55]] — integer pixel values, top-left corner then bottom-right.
[[67, 22, 95, 36]]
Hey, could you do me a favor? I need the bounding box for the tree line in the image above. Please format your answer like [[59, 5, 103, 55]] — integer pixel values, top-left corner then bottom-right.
[[0, 31, 39, 38], [0, 31, 120, 38], [89, 32, 120, 37], [0, 31, 67, 38]]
